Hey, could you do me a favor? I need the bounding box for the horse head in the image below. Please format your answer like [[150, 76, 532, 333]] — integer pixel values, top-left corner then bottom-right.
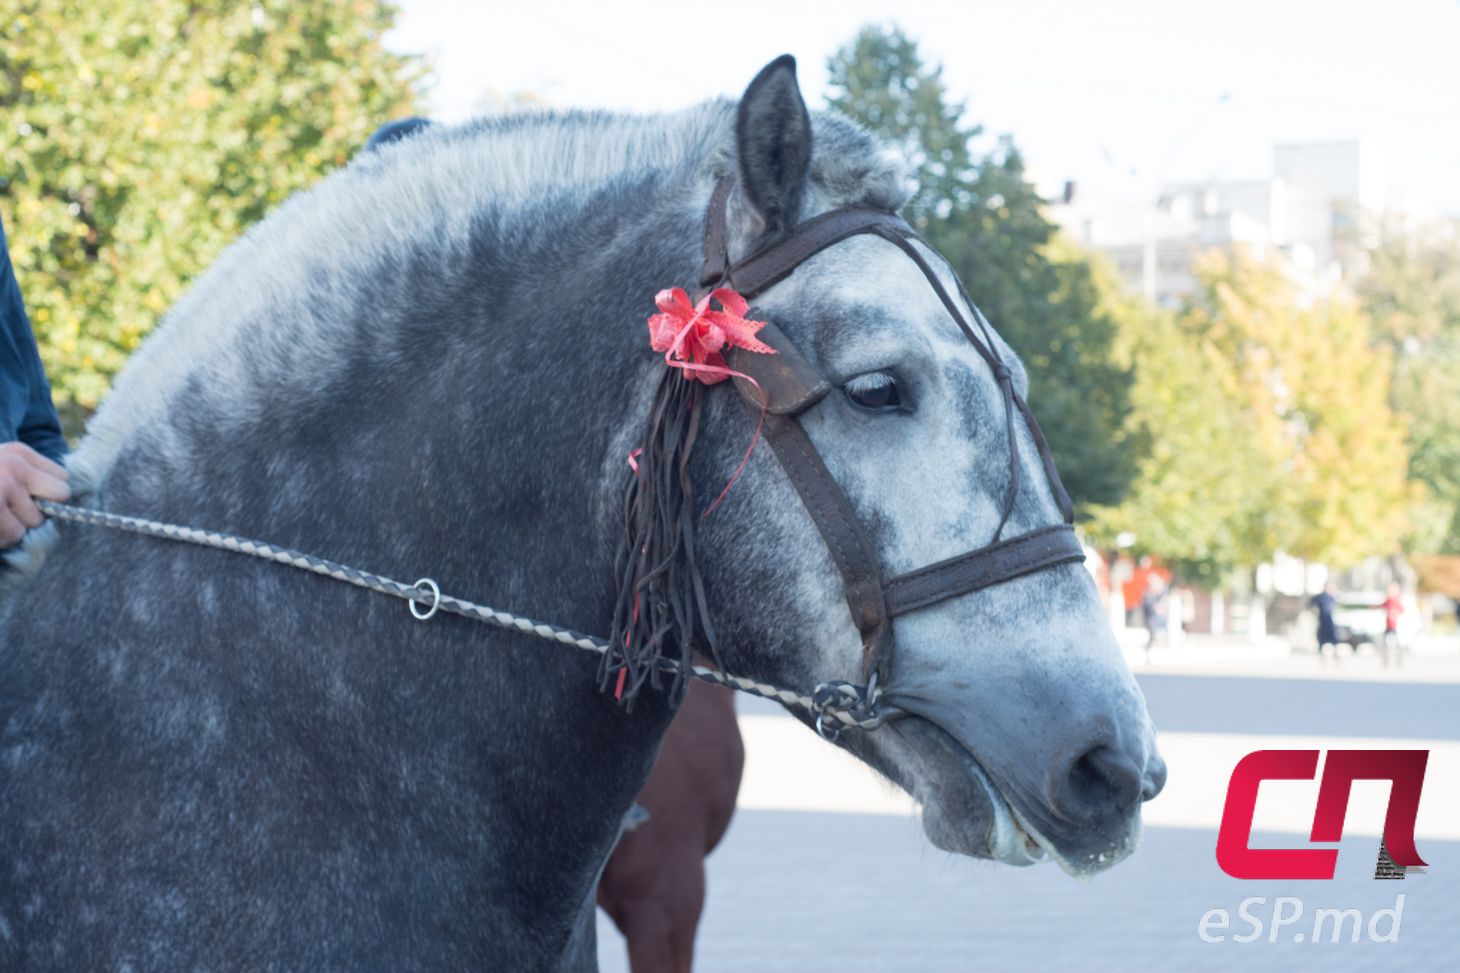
[[625, 56, 1165, 876]]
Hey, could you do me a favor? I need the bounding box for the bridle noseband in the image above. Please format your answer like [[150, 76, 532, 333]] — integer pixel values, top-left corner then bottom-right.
[[700, 177, 1086, 693]]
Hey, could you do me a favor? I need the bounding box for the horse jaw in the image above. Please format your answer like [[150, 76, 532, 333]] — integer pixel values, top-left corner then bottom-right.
[[875, 716, 1047, 867], [920, 728, 1049, 868], [864, 713, 1142, 877]]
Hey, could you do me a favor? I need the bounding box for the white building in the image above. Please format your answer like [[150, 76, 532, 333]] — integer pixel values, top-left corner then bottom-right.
[[1049, 140, 1389, 306]]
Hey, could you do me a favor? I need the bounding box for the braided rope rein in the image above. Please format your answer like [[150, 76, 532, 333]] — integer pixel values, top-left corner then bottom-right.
[[34, 500, 897, 733]]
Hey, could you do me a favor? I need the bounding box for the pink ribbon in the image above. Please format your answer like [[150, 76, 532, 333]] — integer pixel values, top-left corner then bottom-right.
[[633, 287, 776, 514]]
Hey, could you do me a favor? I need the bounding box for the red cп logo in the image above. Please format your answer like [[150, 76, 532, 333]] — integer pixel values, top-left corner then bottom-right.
[[1216, 749, 1429, 880]]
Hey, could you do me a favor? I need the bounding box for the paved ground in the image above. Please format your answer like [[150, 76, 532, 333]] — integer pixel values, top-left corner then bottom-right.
[[597, 641, 1460, 972]]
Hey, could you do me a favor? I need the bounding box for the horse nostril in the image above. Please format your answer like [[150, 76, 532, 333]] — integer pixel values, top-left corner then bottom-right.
[[1064, 745, 1144, 818]]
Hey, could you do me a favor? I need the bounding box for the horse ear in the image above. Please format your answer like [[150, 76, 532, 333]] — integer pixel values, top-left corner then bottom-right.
[[735, 54, 812, 234]]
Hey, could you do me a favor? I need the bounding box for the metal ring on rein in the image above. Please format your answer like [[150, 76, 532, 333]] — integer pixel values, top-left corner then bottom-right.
[[409, 578, 441, 621], [815, 712, 841, 743], [35, 496, 899, 733]]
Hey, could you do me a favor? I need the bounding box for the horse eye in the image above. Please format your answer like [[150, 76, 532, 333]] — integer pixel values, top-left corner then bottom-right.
[[843, 372, 904, 414]]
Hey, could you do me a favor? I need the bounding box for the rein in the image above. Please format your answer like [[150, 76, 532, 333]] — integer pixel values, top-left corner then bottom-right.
[[34, 498, 896, 735]]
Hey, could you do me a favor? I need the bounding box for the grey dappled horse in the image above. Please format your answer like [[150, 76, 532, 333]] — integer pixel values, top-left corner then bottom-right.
[[0, 58, 1164, 970]]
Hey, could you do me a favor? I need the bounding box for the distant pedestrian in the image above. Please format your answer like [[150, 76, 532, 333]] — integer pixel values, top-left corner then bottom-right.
[[1379, 582, 1405, 668], [1141, 575, 1169, 660], [1311, 582, 1340, 663]]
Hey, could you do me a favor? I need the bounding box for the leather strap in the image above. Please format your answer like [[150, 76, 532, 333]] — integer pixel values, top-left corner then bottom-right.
[[698, 176, 915, 301], [699, 177, 735, 288], [726, 321, 832, 415], [865, 224, 1077, 526], [1014, 392, 1075, 523], [729, 207, 912, 300], [883, 525, 1087, 617], [698, 176, 1084, 686], [758, 409, 892, 680]]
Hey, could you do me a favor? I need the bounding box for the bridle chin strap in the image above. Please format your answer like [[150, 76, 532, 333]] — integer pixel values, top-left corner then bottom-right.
[[700, 177, 1085, 695]]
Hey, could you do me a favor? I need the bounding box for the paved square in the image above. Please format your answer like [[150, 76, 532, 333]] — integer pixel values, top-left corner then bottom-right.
[[598, 650, 1460, 971]]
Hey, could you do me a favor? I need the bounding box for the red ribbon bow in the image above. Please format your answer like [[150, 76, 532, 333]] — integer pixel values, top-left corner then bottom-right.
[[629, 285, 777, 523], [647, 287, 774, 383]]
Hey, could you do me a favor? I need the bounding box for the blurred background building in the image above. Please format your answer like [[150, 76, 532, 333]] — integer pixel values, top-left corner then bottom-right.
[[1049, 139, 1391, 308]]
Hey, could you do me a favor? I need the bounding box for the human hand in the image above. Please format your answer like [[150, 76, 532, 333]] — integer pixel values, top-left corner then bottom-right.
[[0, 441, 70, 549]]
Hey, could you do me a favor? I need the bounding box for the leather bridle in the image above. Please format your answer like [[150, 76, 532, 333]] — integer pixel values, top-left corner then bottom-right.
[[27, 173, 1091, 740], [700, 177, 1087, 690]]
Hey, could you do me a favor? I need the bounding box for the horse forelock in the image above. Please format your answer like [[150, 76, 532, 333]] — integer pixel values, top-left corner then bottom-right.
[[65, 101, 910, 500]]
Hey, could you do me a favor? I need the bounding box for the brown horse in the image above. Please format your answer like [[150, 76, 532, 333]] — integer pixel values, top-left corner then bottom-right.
[[598, 681, 744, 973]]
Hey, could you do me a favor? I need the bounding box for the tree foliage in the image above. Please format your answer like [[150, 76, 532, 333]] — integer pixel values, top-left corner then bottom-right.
[[1082, 256, 1272, 584], [1358, 222, 1460, 555], [1194, 251, 1410, 565], [1092, 249, 1411, 580], [1, 0, 419, 414], [826, 25, 1142, 510]]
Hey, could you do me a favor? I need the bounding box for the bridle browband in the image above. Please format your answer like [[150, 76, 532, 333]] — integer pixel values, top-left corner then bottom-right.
[[699, 176, 1086, 689]]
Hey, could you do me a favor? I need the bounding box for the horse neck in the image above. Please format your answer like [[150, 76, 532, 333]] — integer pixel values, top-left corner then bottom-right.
[[403, 169, 701, 625], [321, 170, 702, 938], [450, 174, 713, 937], [76, 161, 709, 950]]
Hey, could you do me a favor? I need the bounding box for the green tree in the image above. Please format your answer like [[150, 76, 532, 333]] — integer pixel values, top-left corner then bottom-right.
[[824, 24, 978, 227], [1083, 255, 1274, 585], [1092, 249, 1410, 581], [826, 25, 1143, 510], [1358, 222, 1460, 554], [1, 0, 419, 417]]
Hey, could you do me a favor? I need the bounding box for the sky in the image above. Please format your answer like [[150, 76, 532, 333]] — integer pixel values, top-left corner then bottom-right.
[[386, 0, 1460, 215]]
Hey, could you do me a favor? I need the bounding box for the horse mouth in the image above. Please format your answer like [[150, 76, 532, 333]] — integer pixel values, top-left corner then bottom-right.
[[964, 757, 1050, 866], [884, 714, 1093, 875]]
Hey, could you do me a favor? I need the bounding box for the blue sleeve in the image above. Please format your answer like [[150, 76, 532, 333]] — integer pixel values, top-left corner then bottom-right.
[[0, 215, 67, 461]]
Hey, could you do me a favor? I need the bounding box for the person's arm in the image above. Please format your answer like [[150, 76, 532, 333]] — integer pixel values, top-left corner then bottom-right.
[[1, 214, 70, 548], [1, 216, 67, 462]]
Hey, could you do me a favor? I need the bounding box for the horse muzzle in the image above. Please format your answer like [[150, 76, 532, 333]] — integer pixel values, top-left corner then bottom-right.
[[878, 705, 1165, 876]]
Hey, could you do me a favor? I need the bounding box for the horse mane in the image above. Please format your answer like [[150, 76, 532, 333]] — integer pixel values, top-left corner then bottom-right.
[[66, 102, 737, 499], [64, 102, 907, 501]]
